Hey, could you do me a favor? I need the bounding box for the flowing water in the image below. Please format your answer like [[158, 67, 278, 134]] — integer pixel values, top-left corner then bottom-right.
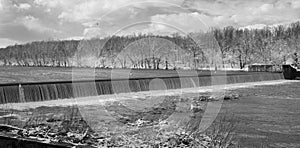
[[0, 73, 283, 104]]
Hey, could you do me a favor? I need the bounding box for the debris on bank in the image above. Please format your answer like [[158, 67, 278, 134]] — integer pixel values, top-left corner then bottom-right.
[[0, 93, 240, 147]]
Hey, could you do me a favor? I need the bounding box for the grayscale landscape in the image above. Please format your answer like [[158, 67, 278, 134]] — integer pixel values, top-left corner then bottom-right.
[[0, 0, 300, 148]]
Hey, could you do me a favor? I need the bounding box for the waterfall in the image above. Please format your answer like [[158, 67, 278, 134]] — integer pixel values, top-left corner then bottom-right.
[[0, 72, 284, 104], [0, 86, 19, 103]]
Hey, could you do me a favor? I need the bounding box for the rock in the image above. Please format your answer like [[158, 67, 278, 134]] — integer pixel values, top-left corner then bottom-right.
[[198, 96, 209, 101], [231, 93, 240, 99], [41, 138, 51, 143], [194, 95, 220, 102], [46, 114, 64, 122], [224, 93, 240, 100], [67, 132, 75, 137], [28, 129, 36, 136], [190, 104, 203, 113], [17, 129, 26, 136], [190, 97, 207, 112], [181, 137, 192, 145], [47, 132, 56, 137], [208, 96, 221, 101], [168, 137, 180, 147], [158, 120, 168, 125], [134, 119, 149, 127], [118, 116, 131, 124]]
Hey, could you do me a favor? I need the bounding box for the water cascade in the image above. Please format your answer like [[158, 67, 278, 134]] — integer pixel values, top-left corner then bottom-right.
[[0, 72, 284, 104]]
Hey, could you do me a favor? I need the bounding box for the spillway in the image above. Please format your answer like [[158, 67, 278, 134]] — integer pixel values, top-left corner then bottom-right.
[[0, 72, 283, 104]]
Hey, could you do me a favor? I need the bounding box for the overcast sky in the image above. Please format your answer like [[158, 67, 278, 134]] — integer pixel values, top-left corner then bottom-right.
[[1, 0, 300, 48]]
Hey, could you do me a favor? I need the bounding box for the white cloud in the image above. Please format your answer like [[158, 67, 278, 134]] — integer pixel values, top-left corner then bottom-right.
[[58, 0, 136, 22], [33, 0, 61, 8], [147, 12, 209, 34], [57, 0, 183, 23], [239, 24, 267, 30], [17, 3, 31, 10], [0, 0, 3, 11], [83, 27, 104, 38], [57, 0, 186, 38], [63, 36, 84, 40], [18, 16, 60, 34], [260, 4, 274, 12], [2, 0, 300, 47], [0, 38, 21, 48], [184, 0, 300, 28], [291, 1, 300, 9]]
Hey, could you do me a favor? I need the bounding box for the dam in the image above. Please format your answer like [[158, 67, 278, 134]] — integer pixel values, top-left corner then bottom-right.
[[0, 67, 284, 104]]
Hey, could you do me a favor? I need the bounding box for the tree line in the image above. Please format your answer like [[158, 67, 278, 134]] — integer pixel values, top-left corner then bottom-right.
[[1, 22, 300, 69]]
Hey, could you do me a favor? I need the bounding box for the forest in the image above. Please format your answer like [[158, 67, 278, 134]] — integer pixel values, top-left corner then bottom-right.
[[1, 21, 300, 70]]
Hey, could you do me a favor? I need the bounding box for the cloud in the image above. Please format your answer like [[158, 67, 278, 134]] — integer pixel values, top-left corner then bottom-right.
[[16, 3, 31, 10], [2, 0, 300, 48], [291, 1, 300, 9], [146, 12, 209, 34], [83, 27, 104, 38], [57, 0, 183, 23], [69, 0, 186, 38], [33, 0, 61, 8], [0, 38, 22, 48], [58, 0, 134, 22], [183, 0, 300, 28], [17, 15, 60, 34], [0, 0, 3, 11], [63, 36, 84, 40], [239, 24, 267, 30], [260, 3, 274, 12]]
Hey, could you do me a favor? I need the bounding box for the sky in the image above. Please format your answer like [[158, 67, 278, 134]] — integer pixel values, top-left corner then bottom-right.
[[1, 0, 300, 48]]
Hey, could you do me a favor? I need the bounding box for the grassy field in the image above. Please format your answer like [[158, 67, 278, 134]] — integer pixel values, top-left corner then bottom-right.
[[0, 80, 299, 147], [227, 82, 300, 147]]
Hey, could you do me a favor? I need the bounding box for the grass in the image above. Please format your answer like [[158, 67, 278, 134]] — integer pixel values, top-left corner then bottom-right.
[[0, 81, 300, 147], [205, 114, 239, 148], [0, 94, 243, 147]]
